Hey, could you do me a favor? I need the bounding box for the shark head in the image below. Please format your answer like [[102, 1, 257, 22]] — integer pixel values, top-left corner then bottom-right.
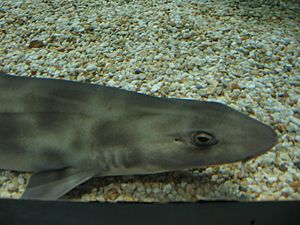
[[133, 100, 277, 172]]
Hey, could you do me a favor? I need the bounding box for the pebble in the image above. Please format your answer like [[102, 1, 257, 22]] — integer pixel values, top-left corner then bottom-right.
[[163, 184, 173, 194], [17, 176, 24, 185], [294, 161, 300, 170], [289, 116, 300, 127], [0, 0, 299, 202], [267, 176, 278, 183], [28, 40, 45, 49], [86, 64, 98, 72], [150, 82, 163, 93]]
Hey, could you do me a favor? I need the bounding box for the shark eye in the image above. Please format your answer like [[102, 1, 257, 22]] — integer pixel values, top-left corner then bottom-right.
[[190, 131, 217, 147]]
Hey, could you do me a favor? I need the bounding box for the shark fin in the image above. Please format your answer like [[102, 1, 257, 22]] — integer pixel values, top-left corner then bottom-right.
[[21, 167, 95, 200]]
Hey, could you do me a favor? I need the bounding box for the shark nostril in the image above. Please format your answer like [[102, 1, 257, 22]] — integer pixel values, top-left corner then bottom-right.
[[174, 137, 183, 142]]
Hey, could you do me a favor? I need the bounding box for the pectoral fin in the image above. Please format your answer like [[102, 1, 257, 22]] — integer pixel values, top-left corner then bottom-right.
[[21, 167, 95, 200]]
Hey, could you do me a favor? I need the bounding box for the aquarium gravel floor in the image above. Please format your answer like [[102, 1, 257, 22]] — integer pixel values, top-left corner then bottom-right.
[[0, 0, 299, 202]]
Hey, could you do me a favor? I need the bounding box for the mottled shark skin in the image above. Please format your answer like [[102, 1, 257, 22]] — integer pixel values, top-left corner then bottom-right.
[[0, 72, 277, 200]]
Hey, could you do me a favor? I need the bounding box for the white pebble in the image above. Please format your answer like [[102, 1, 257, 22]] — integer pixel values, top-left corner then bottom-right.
[[163, 184, 172, 194], [267, 176, 278, 183], [150, 83, 163, 93], [86, 64, 98, 71]]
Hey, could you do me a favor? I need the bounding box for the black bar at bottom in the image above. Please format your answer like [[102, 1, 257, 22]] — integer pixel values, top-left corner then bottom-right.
[[0, 199, 298, 225]]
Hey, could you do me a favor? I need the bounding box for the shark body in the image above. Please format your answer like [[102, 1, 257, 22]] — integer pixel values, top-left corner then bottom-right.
[[0, 73, 277, 200]]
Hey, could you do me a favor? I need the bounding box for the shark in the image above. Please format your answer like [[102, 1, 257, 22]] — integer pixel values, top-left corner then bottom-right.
[[0, 72, 277, 200]]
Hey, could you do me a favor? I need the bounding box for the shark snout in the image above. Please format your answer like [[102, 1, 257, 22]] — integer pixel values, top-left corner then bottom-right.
[[258, 124, 277, 150], [242, 119, 277, 159]]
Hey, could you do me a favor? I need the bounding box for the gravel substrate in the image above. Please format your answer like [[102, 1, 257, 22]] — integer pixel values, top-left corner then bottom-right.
[[0, 0, 299, 202]]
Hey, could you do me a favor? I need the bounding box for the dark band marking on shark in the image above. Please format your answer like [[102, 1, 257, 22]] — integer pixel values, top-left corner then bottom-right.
[[0, 72, 277, 200]]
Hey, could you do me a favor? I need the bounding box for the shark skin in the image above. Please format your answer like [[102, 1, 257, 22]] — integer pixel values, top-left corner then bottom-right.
[[0, 73, 277, 200]]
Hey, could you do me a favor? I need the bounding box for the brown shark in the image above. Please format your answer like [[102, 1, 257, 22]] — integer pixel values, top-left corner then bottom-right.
[[0, 72, 277, 200]]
